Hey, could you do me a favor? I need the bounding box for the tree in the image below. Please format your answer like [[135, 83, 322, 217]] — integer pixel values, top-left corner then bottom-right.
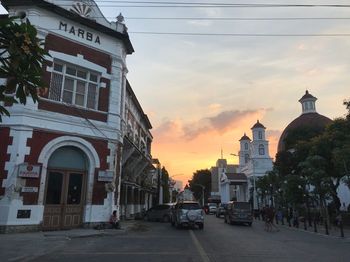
[[0, 17, 47, 121], [344, 99, 350, 120], [161, 167, 170, 203], [188, 169, 211, 204]]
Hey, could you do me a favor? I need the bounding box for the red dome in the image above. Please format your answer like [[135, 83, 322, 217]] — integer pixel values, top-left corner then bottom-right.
[[277, 113, 332, 152]]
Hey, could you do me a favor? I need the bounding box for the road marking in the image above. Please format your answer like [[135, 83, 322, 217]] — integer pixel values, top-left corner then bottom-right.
[[189, 230, 211, 262], [8, 255, 27, 261]]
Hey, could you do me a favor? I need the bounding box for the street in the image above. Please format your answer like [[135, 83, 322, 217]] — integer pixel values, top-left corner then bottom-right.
[[1, 215, 349, 262]]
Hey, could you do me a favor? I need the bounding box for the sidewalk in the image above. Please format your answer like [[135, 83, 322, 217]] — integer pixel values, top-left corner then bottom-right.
[[257, 218, 350, 239], [0, 219, 141, 241]]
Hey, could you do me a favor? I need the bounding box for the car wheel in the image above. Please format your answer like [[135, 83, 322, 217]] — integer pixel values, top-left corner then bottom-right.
[[144, 215, 149, 221], [162, 215, 170, 223], [199, 224, 204, 230], [248, 222, 252, 227], [224, 215, 227, 223], [171, 219, 175, 226]]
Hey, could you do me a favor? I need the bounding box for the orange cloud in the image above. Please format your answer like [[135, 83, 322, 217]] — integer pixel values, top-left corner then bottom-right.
[[182, 109, 265, 140], [151, 108, 272, 187], [266, 129, 282, 159]]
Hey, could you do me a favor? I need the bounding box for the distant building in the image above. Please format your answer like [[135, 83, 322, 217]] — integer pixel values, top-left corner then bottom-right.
[[237, 121, 273, 209], [177, 187, 195, 202], [173, 180, 183, 192], [210, 159, 248, 204]]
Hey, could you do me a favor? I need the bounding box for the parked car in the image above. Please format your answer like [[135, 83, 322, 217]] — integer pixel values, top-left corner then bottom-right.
[[208, 203, 217, 214], [216, 203, 227, 217], [171, 201, 204, 229], [224, 201, 253, 226], [144, 203, 174, 222]]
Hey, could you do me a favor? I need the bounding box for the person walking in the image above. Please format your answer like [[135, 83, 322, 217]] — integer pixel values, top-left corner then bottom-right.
[[276, 208, 283, 224], [265, 206, 279, 232], [293, 209, 299, 228]]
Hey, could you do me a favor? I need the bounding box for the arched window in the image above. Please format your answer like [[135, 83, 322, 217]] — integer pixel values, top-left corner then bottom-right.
[[258, 131, 262, 139], [259, 144, 265, 155], [245, 154, 249, 163], [244, 143, 248, 150]]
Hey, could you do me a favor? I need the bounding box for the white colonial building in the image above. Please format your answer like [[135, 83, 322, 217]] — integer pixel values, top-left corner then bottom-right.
[[238, 121, 273, 209], [210, 159, 248, 204], [0, 0, 156, 232]]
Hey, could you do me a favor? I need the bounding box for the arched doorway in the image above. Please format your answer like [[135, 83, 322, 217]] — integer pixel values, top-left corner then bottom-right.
[[43, 146, 88, 230]]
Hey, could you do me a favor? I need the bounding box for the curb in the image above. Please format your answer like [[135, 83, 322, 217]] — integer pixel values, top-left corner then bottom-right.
[[43, 228, 128, 239], [276, 222, 350, 240]]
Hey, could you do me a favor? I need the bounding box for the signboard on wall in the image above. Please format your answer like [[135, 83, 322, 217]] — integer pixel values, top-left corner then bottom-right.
[[18, 164, 41, 178], [17, 210, 31, 219], [98, 171, 114, 182], [21, 187, 39, 193]]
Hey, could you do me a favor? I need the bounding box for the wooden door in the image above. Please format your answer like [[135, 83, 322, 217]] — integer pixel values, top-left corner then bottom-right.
[[62, 172, 85, 229], [43, 170, 85, 230]]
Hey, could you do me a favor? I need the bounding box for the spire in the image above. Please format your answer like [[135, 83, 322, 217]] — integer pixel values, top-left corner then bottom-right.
[[251, 120, 266, 129]]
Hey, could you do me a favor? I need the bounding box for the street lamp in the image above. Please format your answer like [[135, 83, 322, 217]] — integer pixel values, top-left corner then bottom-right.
[[269, 183, 274, 207]]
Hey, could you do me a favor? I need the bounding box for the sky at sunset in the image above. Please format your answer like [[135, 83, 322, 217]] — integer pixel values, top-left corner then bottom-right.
[[1, 1, 349, 188]]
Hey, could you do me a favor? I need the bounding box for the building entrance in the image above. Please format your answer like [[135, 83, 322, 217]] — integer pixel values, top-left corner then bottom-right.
[[42, 146, 88, 230]]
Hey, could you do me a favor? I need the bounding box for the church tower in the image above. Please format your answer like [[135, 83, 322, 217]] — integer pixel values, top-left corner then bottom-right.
[[251, 120, 270, 159], [238, 133, 251, 169]]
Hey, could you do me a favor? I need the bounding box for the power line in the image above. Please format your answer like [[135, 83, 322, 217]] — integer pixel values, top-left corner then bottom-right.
[[40, 28, 350, 37], [129, 31, 350, 37], [124, 17, 350, 21], [29, 13, 350, 20], [9, 1, 350, 8]]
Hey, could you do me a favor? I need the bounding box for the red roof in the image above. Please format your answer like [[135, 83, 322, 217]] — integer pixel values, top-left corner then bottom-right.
[[299, 90, 317, 102], [277, 112, 332, 152], [239, 133, 251, 141]]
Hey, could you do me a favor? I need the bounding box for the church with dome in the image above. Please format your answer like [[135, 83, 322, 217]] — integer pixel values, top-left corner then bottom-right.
[[278, 90, 350, 209], [278, 90, 332, 152]]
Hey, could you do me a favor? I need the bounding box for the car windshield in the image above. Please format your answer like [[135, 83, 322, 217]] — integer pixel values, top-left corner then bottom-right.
[[208, 203, 216, 207], [178, 203, 201, 210], [234, 202, 250, 209]]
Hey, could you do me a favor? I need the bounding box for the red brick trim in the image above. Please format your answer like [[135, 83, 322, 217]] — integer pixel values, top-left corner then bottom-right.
[[0, 127, 12, 196]]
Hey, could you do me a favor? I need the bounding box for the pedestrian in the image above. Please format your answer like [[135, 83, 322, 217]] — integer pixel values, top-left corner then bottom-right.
[[293, 209, 299, 228], [264, 206, 271, 232], [276, 209, 283, 224], [265, 206, 279, 232], [261, 207, 266, 221], [254, 209, 260, 220], [109, 210, 120, 229]]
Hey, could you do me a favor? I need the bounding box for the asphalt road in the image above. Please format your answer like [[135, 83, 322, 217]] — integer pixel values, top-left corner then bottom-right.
[[1, 215, 350, 262]]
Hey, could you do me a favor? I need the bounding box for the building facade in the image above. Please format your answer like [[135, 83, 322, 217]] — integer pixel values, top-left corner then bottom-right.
[[119, 81, 155, 219], [0, 0, 154, 232]]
